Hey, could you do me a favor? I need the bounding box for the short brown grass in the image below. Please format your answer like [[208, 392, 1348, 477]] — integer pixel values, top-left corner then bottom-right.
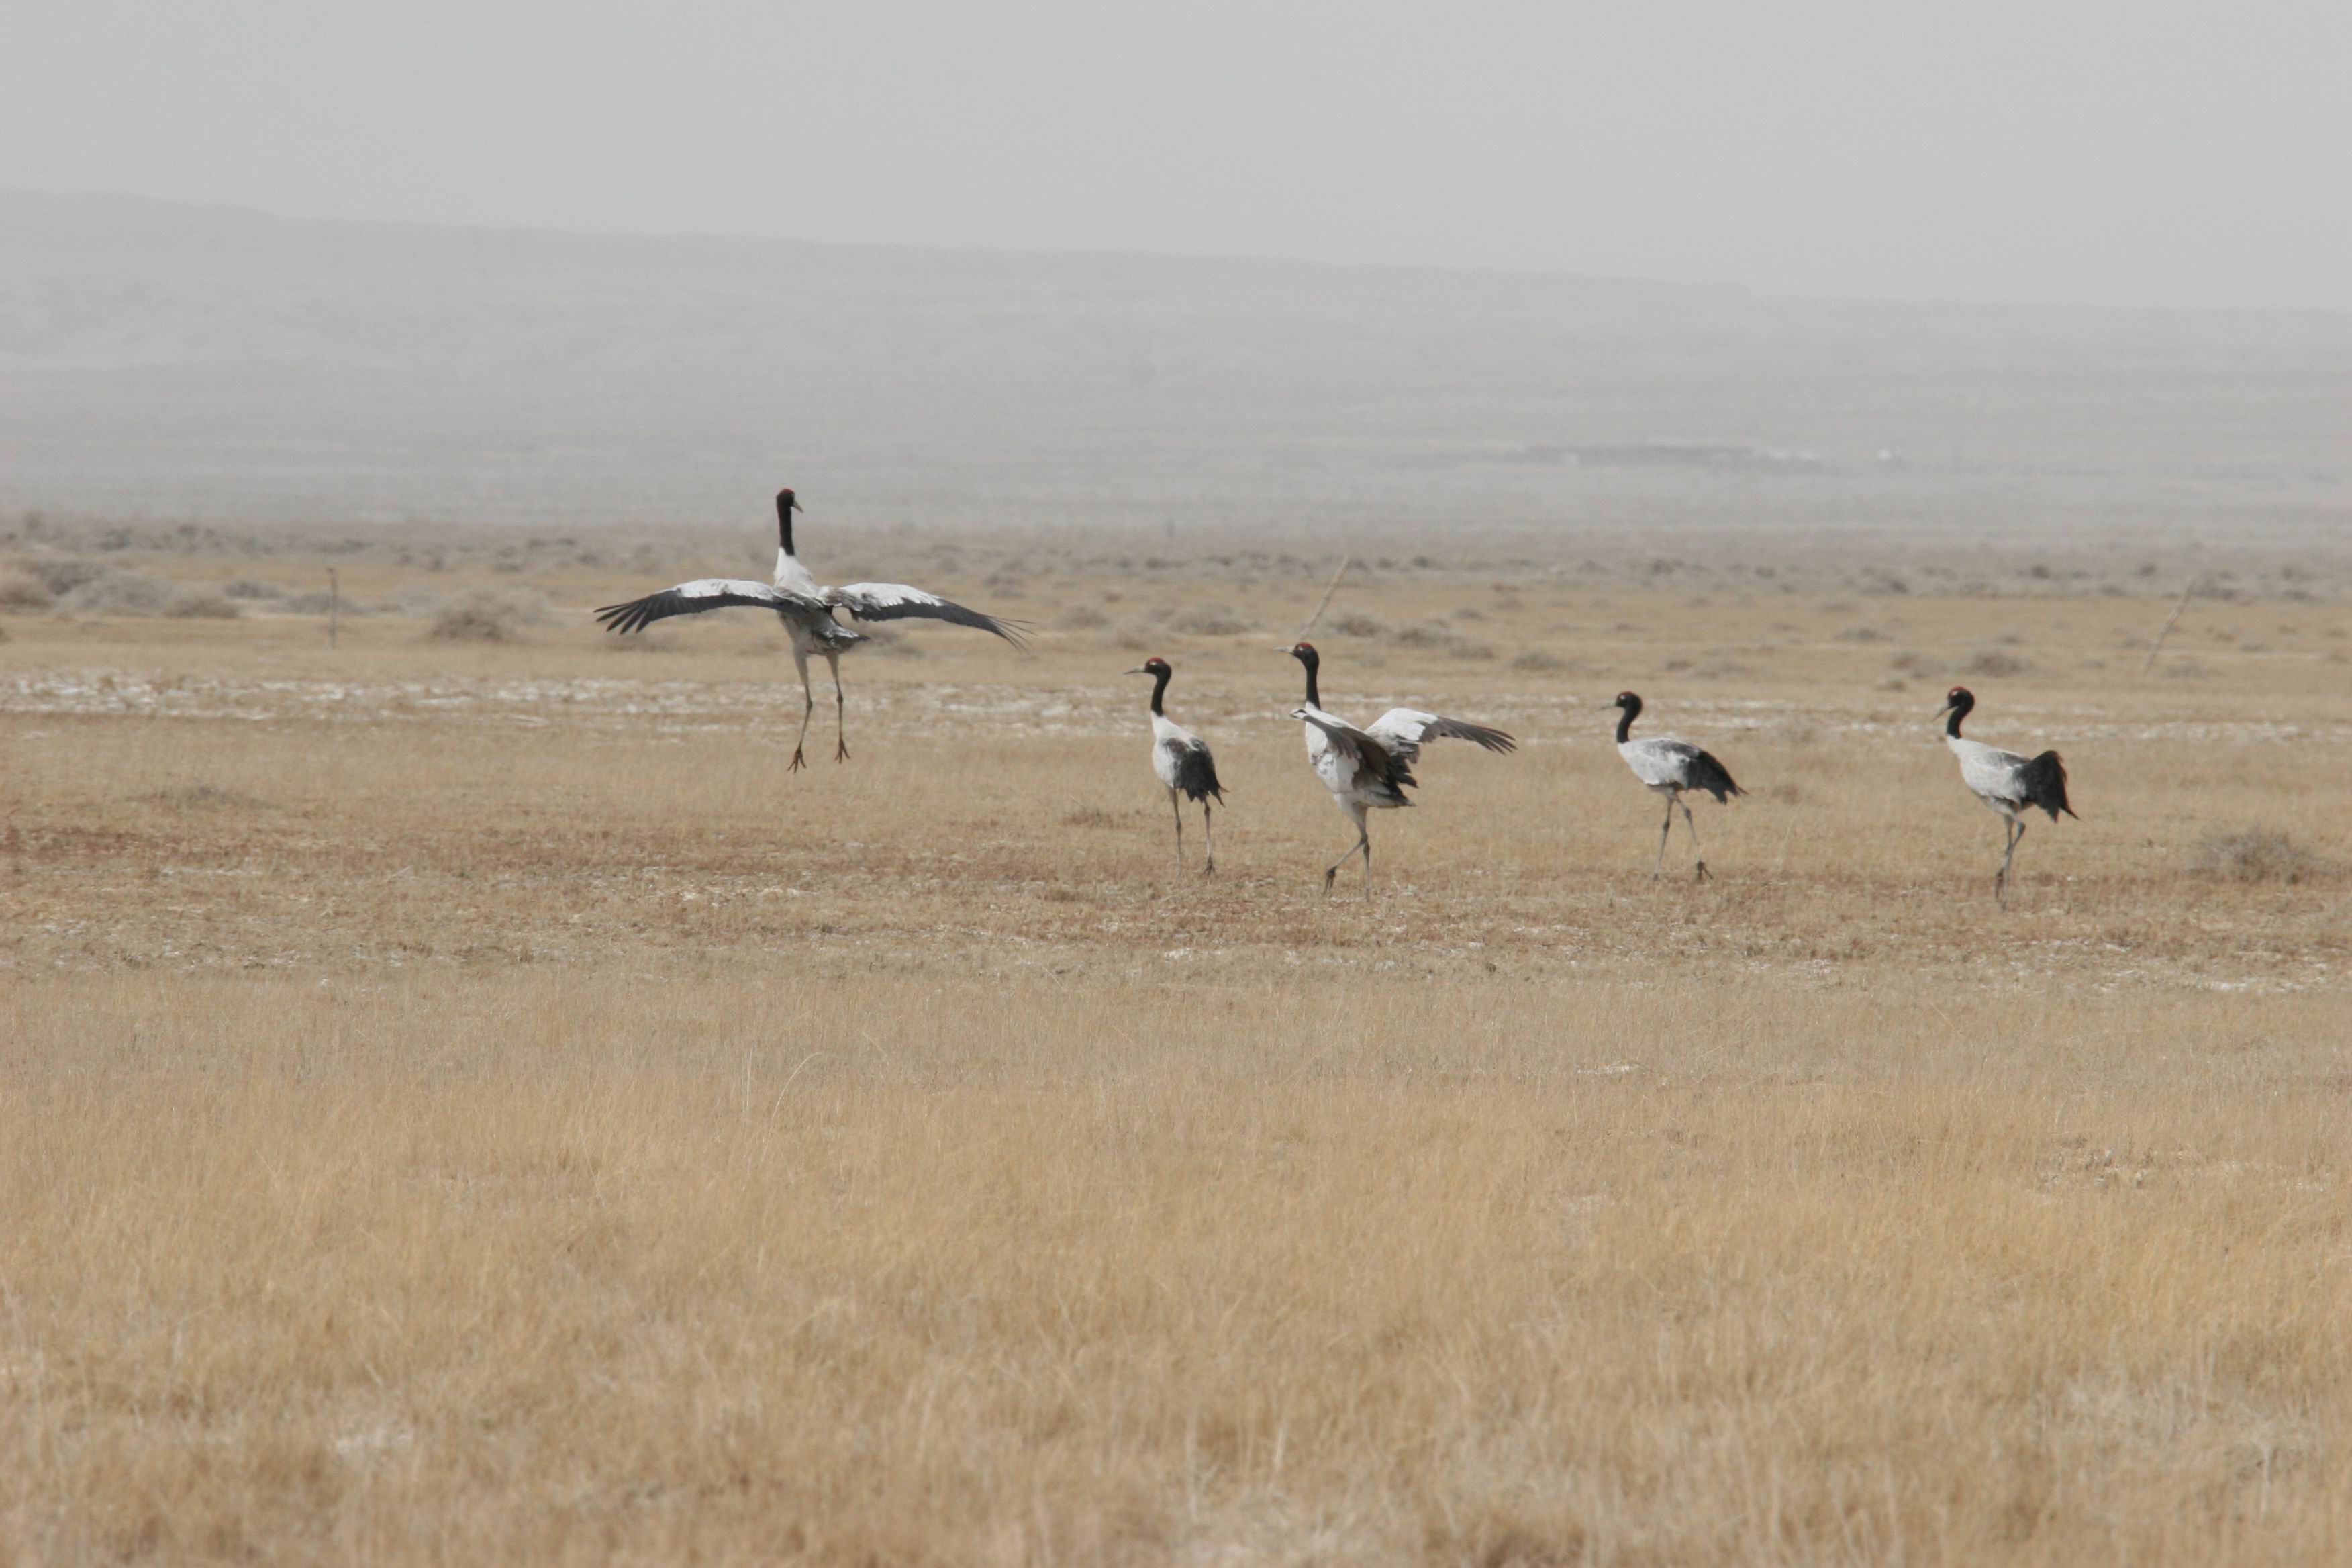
[[3, 541, 2349, 1564]]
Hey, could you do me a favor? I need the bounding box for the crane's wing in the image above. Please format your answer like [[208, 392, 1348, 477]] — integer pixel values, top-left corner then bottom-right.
[[826, 583, 1029, 648], [595, 579, 812, 634], [1366, 707, 1517, 755], [1296, 709, 1414, 789]]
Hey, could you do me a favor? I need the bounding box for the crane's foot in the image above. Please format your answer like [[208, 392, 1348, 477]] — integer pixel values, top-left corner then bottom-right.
[[789, 748, 808, 773], [1694, 861, 1712, 883], [1322, 867, 1338, 895], [1202, 858, 1216, 877], [834, 740, 850, 763]]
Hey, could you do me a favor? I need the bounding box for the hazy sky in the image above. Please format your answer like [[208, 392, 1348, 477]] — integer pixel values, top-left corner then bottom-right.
[[7, 1, 2347, 310]]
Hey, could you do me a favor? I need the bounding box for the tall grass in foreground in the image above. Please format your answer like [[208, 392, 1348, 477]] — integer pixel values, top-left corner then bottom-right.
[[5, 971, 2347, 1565]]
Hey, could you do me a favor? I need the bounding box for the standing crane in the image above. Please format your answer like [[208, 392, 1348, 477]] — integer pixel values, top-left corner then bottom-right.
[[1126, 656, 1224, 875], [595, 489, 1026, 769], [1286, 642, 1515, 898], [1611, 691, 1744, 881], [1937, 685, 2075, 907]]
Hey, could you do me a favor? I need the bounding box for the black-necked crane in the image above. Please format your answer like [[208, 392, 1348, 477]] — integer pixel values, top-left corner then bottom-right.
[[1937, 685, 2075, 907], [595, 488, 1026, 769], [1612, 691, 1745, 881], [1287, 641, 1515, 898], [1126, 656, 1224, 874]]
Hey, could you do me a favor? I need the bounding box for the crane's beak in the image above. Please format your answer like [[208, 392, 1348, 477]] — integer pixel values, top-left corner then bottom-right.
[[1123, 665, 1150, 675], [1932, 701, 1952, 718]]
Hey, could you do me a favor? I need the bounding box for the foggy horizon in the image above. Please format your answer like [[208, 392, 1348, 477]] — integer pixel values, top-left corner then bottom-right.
[[7, 1, 2347, 314]]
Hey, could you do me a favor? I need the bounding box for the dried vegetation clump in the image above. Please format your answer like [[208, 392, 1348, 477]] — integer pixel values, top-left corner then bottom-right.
[[0, 569, 53, 611], [2190, 826, 2331, 885], [1166, 605, 1257, 637], [57, 569, 242, 618], [428, 589, 546, 643], [1963, 647, 2032, 677]]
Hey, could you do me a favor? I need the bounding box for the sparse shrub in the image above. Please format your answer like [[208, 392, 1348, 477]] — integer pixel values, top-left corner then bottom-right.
[[1834, 626, 1889, 643], [1329, 612, 1386, 638], [279, 589, 365, 615], [1054, 605, 1111, 630], [164, 589, 241, 619], [1511, 648, 1568, 673], [1963, 648, 2032, 678], [144, 783, 266, 812], [1167, 606, 1254, 636], [0, 570, 52, 611], [1888, 650, 1938, 677], [222, 579, 283, 600], [1389, 622, 1457, 649], [28, 560, 108, 597], [64, 571, 177, 615], [2190, 827, 2329, 885], [428, 589, 544, 643], [2163, 659, 2213, 679]]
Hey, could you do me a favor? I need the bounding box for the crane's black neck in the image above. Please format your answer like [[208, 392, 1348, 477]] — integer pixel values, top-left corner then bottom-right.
[[1147, 665, 1169, 716], [1615, 697, 1640, 744], [1945, 698, 1971, 738], [776, 493, 796, 558], [1297, 654, 1320, 708]]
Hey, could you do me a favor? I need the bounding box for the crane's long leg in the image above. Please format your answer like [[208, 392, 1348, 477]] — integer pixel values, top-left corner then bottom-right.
[[1653, 793, 1674, 879], [789, 651, 815, 772], [827, 654, 849, 763], [1679, 795, 1711, 881], [1996, 818, 2026, 908], [1169, 789, 1185, 871], [1202, 804, 1215, 877], [1322, 806, 1371, 897]]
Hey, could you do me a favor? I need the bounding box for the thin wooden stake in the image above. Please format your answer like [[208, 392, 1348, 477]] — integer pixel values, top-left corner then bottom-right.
[[328, 568, 340, 649], [2141, 573, 2199, 673], [1285, 555, 1353, 646]]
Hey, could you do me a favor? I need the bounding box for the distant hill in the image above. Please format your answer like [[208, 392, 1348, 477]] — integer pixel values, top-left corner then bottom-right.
[[1, 189, 2344, 544]]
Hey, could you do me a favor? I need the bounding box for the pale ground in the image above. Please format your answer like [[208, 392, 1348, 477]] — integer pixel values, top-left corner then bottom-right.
[[3, 538, 2349, 1564]]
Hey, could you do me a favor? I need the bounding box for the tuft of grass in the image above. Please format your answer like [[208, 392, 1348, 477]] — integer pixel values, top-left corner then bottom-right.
[[1963, 648, 2032, 677], [0, 569, 54, 611], [64, 570, 178, 615], [164, 587, 241, 619], [428, 590, 544, 643], [2189, 826, 2329, 885], [1167, 606, 1256, 636]]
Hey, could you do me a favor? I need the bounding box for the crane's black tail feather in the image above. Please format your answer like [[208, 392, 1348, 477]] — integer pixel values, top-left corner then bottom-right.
[[1686, 749, 1744, 805], [1173, 744, 1225, 805], [2019, 750, 2075, 820]]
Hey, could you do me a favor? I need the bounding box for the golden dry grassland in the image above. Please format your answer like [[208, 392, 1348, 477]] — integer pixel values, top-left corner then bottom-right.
[[3, 536, 2349, 1564]]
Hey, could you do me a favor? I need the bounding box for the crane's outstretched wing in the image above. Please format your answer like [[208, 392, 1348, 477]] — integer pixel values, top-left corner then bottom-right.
[[1295, 709, 1416, 791], [826, 583, 1029, 648], [1366, 707, 1517, 761], [595, 579, 813, 634]]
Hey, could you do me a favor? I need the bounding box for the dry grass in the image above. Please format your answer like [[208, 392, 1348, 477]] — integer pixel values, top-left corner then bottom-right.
[[3, 542, 2349, 1564], [2192, 827, 2333, 885]]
